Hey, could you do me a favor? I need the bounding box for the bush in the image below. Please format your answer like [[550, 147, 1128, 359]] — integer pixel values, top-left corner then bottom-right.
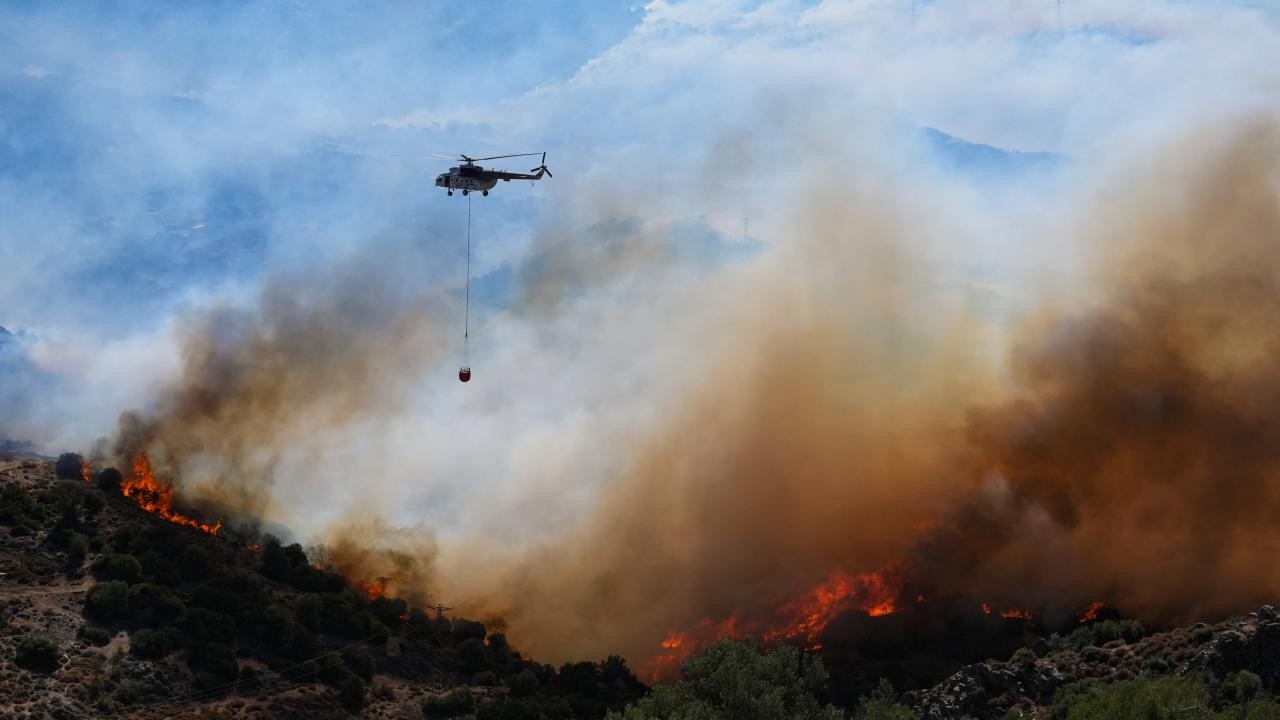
[[187, 642, 238, 681], [129, 583, 186, 625], [96, 467, 123, 492], [508, 668, 540, 696], [79, 624, 111, 646], [86, 580, 131, 621], [259, 536, 291, 580], [130, 627, 180, 659], [294, 593, 323, 631], [472, 670, 499, 686], [181, 544, 211, 581], [16, 636, 61, 673], [0, 482, 44, 531], [453, 618, 487, 644], [458, 637, 489, 672], [81, 489, 106, 516], [337, 673, 366, 713], [1221, 671, 1263, 705], [93, 553, 144, 584], [55, 452, 85, 480], [606, 640, 843, 720], [423, 688, 475, 718], [854, 679, 916, 720], [68, 532, 90, 561], [344, 647, 375, 681], [1011, 647, 1037, 668], [179, 608, 237, 645]]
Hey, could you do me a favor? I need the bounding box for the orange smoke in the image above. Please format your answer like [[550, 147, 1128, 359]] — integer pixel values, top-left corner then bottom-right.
[[122, 454, 222, 535]]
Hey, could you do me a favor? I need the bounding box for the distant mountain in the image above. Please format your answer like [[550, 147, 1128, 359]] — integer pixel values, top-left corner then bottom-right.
[[923, 127, 1067, 176]]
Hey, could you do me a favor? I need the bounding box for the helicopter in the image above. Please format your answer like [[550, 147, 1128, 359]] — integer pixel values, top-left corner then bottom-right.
[[434, 152, 552, 196]]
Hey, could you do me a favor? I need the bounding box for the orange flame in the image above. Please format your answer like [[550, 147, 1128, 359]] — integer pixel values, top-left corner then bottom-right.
[[80, 462, 92, 485], [351, 577, 389, 600], [1078, 601, 1105, 623], [645, 566, 902, 682], [1000, 608, 1032, 621], [982, 602, 992, 615], [122, 454, 222, 536]]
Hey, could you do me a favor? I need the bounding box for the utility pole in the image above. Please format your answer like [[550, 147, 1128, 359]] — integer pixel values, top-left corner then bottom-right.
[[426, 603, 454, 620]]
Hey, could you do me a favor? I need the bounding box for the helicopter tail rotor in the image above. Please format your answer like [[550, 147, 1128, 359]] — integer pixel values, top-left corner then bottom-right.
[[530, 152, 553, 178]]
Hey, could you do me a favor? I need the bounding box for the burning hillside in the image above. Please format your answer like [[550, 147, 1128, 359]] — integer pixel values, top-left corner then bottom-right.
[[90, 121, 1280, 684]]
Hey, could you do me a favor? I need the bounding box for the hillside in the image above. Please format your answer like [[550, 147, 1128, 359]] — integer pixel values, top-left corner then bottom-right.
[[5, 454, 1280, 720], [0, 456, 645, 719]]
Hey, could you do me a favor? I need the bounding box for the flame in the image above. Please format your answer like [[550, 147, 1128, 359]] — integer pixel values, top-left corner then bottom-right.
[[122, 454, 222, 535], [645, 566, 902, 682], [351, 577, 389, 600], [982, 602, 992, 615], [1000, 608, 1032, 621], [1078, 601, 1105, 623], [80, 462, 92, 485]]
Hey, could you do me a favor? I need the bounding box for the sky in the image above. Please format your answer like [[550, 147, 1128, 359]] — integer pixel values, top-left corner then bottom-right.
[[3, 0, 1280, 663]]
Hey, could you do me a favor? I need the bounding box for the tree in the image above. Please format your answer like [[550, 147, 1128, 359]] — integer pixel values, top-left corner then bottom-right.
[[606, 640, 845, 720], [55, 452, 85, 480]]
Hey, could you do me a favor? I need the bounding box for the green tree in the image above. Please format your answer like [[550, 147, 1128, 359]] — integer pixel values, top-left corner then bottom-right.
[[606, 640, 844, 720]]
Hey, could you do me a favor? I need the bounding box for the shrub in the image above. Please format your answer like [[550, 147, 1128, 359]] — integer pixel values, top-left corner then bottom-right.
[[179, 608, 237, 645], [0, 482, 44, 530], [294, 593, 323, 631], [605, 640, 844, 720], [452, 618, 487, 644], [458, 637, 489, 672], [55, 452, 85, 480], [68, 532, 90, 561], [1011, 647, 1037, 668], [81, 490, 106, 516], [130, 628, 180, 659], [337, 674, 366, 714], [93, 553, 144, 584], [508, 668, 540, 696], [854, 679, 917, 720], [259, 536, 291, 580], [187, 642, 238, 681], [16, 636, 61, 673], [181, 544, 211, 581], [86, 580, 131, 621], [129, 583, 186, 625], [423, 688, 475, 718], [79, 624, 111, 646], [96, 467, 123, 492], [1221, 671, 1263, 705], [344, 647, 375, 682], [472, 670, 499, 686]]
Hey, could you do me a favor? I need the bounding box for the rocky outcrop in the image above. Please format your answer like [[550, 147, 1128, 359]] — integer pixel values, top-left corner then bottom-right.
[[1186, 605, 1280, 686], [907, 661, 1064, 719]]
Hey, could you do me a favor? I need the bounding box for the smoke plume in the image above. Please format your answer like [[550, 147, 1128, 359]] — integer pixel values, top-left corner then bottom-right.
[[104, 119, 1280, 673]]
